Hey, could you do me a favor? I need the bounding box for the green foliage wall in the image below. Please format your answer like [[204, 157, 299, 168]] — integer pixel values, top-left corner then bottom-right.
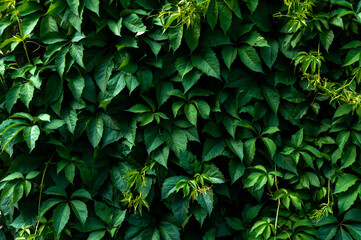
[[2, 0, 361, 239]]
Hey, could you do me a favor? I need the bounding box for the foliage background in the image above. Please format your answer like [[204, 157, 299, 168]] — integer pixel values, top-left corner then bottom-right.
[[1, 0, 361, 239]]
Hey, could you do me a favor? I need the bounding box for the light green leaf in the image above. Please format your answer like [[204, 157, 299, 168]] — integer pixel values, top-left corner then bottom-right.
[[23, 125, 40, 152], [1, 172, 24, 182], [161, 176, 189, 199], [191, 48, 220, 79], [126, 104, 150, 113], [334, 104, 353, 118], [238, 46, 264, 73]]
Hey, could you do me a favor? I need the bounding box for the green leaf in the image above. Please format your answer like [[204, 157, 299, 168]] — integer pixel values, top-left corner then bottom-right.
[[1, 125, 26, 153], [261, 84, 280, 113], [175, 57, 193, 79], [338, 186, 359, 213], [87, 230, 106, 240], [334, 174, 359, 194], [206, 0, 218, 30], [70, 200, 88, 225], [320, 30, 334, 52], [56, 46, 69, 79], [202, 138, 225, 161], [144, 127, 164, 154], [345, 224, 361, 240], [20, 83, 34, 109], [66, 71, 85, 101], [153, 146, 170, 168], [168, 25, 183, 52], [69, 44, 85, 68], [221, 46, 237, 70], [23, 125, 40, 152], [108, 18, 122, 36], [229, 159, 245, 184], [13, 182, 24, 204], [334, 104, 353, 118], [185, 21, 200, 52], [260, 39, 278, 69], [84, 0, 99, 15], [341, 146, 357, 169], [191, 48, 220, 79], [225, 138, 244, 160], [159, 221, 181, 240], [203, 164, 226, 184], [126, 104, 150, 113], [262, 137, 276, 158], [244, 138, 257, 163], [66, 0, 79, 15], [171, 194, 190, 224], [197, 191, 214, 215], [218, 1, 232, 33], [62, 107, 78, 134], [65, 163, 75, 183], [163, 128, 188, 155], [1, 172, 24, 182], [291, 129, 303, 148], [123, 14, 146, 33], [185, 103, 197, 126], [94, 55, 113, 92], [244, 0, 259, 13], [87, 115, 104, 148], [161, 176, 189, 199], [238, 46, 264, 73], [21, 13, 41, 36], [343, 49, 361, 67], [39, 198, 64, 218], [53, 202, 71, 235], [5, 85, 21, 113]]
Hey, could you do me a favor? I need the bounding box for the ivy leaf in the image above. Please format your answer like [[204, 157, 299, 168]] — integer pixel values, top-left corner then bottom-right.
[[262, 137, 276, 158], [171, 194, 190, 224], [203, 164, 226, 184], [94, 55, 113, 93], [218, 1, 232, 33], [202, 138, 225, 161], [5, 85, 21, 113], [62, 107, 78, 134], [260, 39, 278, 69], [175, 57, 193, 79], [221, 45, 237, 70], [53, 202, 71, 235], [66, 71, 85, 101], [320, 30, 334, 52], [87, 231, 107, 240], [161, 176, 189, 199], [261, 84, 280, 113], [21, 13, 41, 36], [238, 46, 264, 73], [229, 159, 245, 184], [23, 125, 40, 152], [108, 18, 122, 36], [338, 185, 359, 213], [56, 46, 69, 79], [185, 103, 197, 126]]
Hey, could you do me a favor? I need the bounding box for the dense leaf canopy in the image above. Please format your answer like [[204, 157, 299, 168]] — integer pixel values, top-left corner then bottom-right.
[[1, 0, 361, 239]]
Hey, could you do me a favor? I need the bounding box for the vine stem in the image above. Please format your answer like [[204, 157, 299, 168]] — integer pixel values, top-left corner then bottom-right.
[[14, 10, 31, 64], [35, 153, 55, 234]]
